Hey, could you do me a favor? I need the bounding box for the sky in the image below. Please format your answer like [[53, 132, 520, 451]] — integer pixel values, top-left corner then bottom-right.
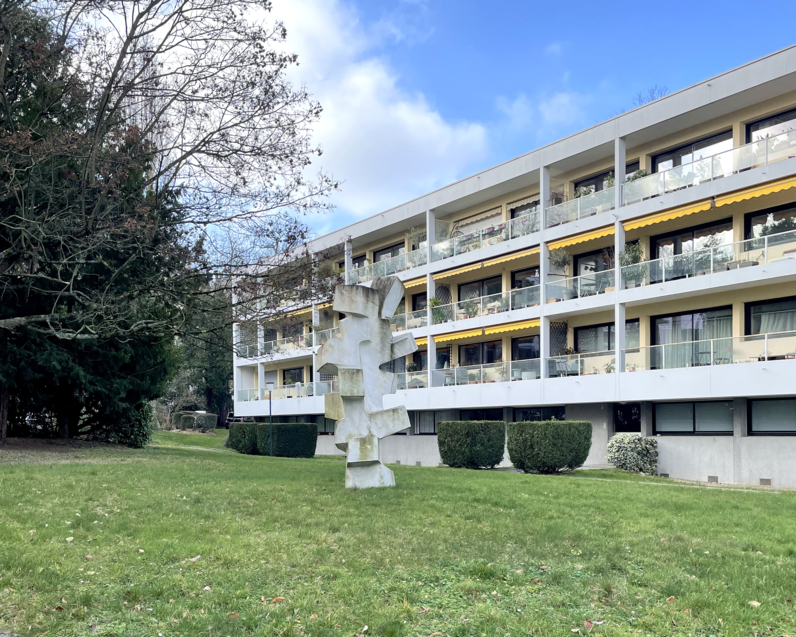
[[270, 0, 796, 238]]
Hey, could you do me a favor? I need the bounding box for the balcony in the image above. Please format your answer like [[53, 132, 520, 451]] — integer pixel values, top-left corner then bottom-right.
[[619, 229, 796, 290], [431, 287, 540, 324], [548, 350, 616, 377], [430, 208, 540, 263], [236, 380, 339, 401], [390, 309, 428, 333], [545, 270, 615, 303], [622, 130, 796, 205], [423, 360, 541, 387], [545, 187, 615, 229], [237, 327, 341, 359], [346, 249, 428, 284], [396, 370, 429, 390], [623, 331, 796, 371]]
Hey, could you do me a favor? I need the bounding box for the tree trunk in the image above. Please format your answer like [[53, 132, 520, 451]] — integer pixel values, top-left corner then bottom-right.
[[0, 384, 8, 445], [58, 412, 69, 439]]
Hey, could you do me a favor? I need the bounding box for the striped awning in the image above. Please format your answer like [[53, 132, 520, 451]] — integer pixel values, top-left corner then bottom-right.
[[434, 328, 484, 343], [507, 195, 539, 211], [623, 200, 711, 231], [433, 263, 483, 280], [483, 319, 540, 335], [548, 226, 615, 250], [482, 247, 540, 268], [715, 176, 796, 208], [414, 337, 428, 347], [403, 277, 426, 289], [457, 206, 502, 227]]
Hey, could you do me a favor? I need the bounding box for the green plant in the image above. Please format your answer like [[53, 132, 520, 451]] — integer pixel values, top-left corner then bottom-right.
[[256, 423, 318, 457], [507, 420, 592, 473], [619, 241, 644, 267], [573, 185, 595, 199], [548, 248, 571, 273], [178, 413, 196, 430], [195, 413, 217, 432], [626, 169, 649, 182], [437, 421, 505, 469], [406, 362, 419, 373], [607, 433, 658, 474], [429, 297, 450, 324], [228, 421, 258, 454]]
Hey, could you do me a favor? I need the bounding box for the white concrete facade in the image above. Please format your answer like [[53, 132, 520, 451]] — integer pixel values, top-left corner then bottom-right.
[[234, 47, 796, 488]]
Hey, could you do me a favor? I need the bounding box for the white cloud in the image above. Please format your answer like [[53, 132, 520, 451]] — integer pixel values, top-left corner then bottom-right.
[[272, 0, 488, 219], [544, 42, 565, 56], [538, 91, 588, 127]]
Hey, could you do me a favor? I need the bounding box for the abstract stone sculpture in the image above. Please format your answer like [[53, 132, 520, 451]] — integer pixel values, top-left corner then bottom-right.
[[316, 276, 418, 488]]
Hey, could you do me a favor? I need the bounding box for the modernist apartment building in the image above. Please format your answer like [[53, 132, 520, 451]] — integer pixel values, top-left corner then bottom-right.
[[233, 47, 796, 487]]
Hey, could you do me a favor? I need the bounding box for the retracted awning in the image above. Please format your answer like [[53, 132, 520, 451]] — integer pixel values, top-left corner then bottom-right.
[[403, 277, 426, 289], [482, 247, 540, 268], [433, 263, 483, 280], [483, 319, 540, 335], [434, 328, 484, 343], [715, 176, 796, 208], [623, 200, 711, 231], [414, 337, 428, 347], [548, 226, 615, 250]]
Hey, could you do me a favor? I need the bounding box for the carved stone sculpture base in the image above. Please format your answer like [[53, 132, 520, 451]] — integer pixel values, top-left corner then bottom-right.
[[345, 461, 395, 489]]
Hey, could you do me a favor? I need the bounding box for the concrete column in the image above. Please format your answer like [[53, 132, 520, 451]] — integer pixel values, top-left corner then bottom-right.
[[344, 239, 353, 277], [539, 166, 550, 381], [312, 352, 319, 384], [639, 401, 654, 437], [614, 217, 626, 389], [614, 136, 626, 209], [732, 398, 748, 437]]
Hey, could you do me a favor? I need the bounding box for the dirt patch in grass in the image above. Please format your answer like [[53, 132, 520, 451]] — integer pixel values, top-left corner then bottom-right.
[[0, 438, 133, 465]]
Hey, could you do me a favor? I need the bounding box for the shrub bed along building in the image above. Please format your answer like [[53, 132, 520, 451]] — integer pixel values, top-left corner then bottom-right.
[[507, 420, 591, 473], [227, 422, 318, 458], [437, 420, 505, 469]]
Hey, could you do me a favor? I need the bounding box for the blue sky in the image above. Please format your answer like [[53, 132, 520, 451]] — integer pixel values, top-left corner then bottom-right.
[[273, 0, 796, 237]]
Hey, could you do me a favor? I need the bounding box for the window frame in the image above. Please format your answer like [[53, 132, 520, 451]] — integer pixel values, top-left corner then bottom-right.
[[351, 254, 367, 269], [573, 246, 615, 276], [412, 292, 427, 312], [650, 305, 733, 346], [747, 398, 796, 436], [458, 339, 503, 367], [511, 334, 540, 361], [745, 295, 796, 336], [458, 275, 503, 300], [614, 403, 641, 433], [745, 107, 796, 144], [653, 401, 734, 435], [460, 408, 504, 421], [512, 406, 565, 422], [743, 202, 796, 240], [650, 217, 734, 259], [373, 241, 406, 262], [282, 367, 304, 385], [651, 129, 733, 173], [573, 162, 640, 193], [574, 319, 640, 353], [510, 266, 540, 289]]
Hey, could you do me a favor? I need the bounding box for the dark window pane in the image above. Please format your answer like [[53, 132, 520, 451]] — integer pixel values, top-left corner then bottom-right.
[[373, 242, 405, 261], [459, 281, 480, 300], [483, 340, 503, 364], [512, 336, 539, 361], [283, 367, 304, 385], [653, 131, 732, 172], [483, 276, 502, 297], [614, 403, 641, 432], [459, 343, 481, 367], [436, 346, 451, 370], [412, 293, 427, 312], [512, 268, 540, 289], [750, 399, 796, 432]]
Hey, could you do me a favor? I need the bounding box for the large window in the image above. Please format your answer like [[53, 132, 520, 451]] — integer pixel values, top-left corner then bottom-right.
[[746, 107, 796, 143], [351, 254, 367, 269], [745, 203, 796, 240], [512, 267, 540, 289], [513, 406, 565, 421], [746, 297, 796, 335], [283, 367, 304, 385], [749, 399, 796, 434], [411, 410, 456, 435], [461, 408, 504, 421], [509, 198, 539, 219], [435, 345, 451, 370], [373, 242, 405, 262], [652, 307, 732, 368], [512, 335, 539, 360], [652, 219, 734, 260], [614, 403, 641, 433], [459, 340, 502, 367], [459, 275, 502, 301], [412, 292, 427, 312], [574, 162, 639, 194], [575, 320, 640, 353], [575, 247, 614, 276], [652, 130, 733, 172], [654, 401, 733, 434]]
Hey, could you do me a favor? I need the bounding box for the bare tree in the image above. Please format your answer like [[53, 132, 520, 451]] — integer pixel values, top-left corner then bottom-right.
[[0, 0, 340, 342], [633, 85, 669, 108]]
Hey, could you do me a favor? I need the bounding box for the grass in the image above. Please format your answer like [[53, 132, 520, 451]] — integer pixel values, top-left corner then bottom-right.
[[1, 443, 795, 637], [151, 429, 230, 450]]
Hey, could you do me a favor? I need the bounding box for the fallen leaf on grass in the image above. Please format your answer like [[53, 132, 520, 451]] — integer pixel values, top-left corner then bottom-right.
[[90, 625, 97, 633], [200, 609, 204, 615], [84, 555, 94, 560], [749, 600, 761, 607], [189, 555, 201, 562], [55, 606, 64, 611], [584, 620, 593, 630], [515, 569, 524, 574], [271, 597, 285, 604], [228, 612, 239, 619], [666, 596, 675, 602], [203, 585, 212, 591], [183, 611, 190, 618], [309, 614, 318, 620], [138, 549, 144, 553], [169, 599, 175, 604], [418, 606, 430, 614], [540, 565, 549, 570], [66, 537, 73, 543]]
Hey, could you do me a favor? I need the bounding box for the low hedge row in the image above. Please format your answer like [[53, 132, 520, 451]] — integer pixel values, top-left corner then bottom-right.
[[227, 422, 318, 458], [507, 420, 592, 474], [437, 421, 505, 469]]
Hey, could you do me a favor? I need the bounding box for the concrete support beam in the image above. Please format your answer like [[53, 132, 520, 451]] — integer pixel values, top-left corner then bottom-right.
[[639, 401, 654, 437], [344, 239, 353, 276], [539, 166, 550, 380]]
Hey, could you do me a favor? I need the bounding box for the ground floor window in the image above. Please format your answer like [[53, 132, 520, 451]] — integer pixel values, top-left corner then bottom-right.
[[513, 406, 565, 421], [614, 403, 641, 432], [654, 401, 733, 434], [460, 408, 503, 421], [410, 410, 455, 435], [749, 399, 796, 434]]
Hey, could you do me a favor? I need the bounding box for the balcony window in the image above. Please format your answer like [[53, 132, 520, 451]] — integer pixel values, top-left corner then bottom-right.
[[652, 306, 732, 368], [435, 345, 451, 370], [573, 162, 639, 194], [373, 242, 405, 262], [451, 207, 502, 237], [575, 247, 614, 276], [654, 401, 733, 434], [745, 203, 796, 240], [746, 107, 796, 143], [614, 403, 641, 433], [513, 406, 565, 422], [459, 275, 502, 301], [511, 335, 539, 361], [510, 199, 539, 218], [352, 254, 367, 269], [653, 219, 733, 261], [746, 297, 796, 335], [411, 410, 455, 435], [283, 367, 304, 385], [749, 399, 796, 434], [459, 340, 502, 367], [413, 350, 427, 371], [576, 320, 640, 353], [511, 267, 539, 289], [412, 292, 427, 312], [652, 130, 732, 173], [461, 408, 503, 421]]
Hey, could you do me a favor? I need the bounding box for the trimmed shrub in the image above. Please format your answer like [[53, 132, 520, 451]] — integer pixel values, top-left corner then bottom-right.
[[227, 422, 258, 454], [437, 421, 505, 469], [195, 413, 217, 433], [256, 423, 318, 458], [607, 434, 658, 474], [507, 420, 592, 473], [178, 413, 196, 430]]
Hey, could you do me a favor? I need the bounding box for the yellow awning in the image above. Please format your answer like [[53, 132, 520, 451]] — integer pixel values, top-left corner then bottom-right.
[[316, 302, 333, 309], [403, 277, 425, 289], [458, 206, 502, 227], [623, 200, 711, 231], [434, 328, 484, 343], [433, 263, 482, 280], [285, 306, 312, 318], [548, 226, 615, 250], [483, 319, 540, 335], [414, 337, 428, 347], [715, 176, 796, 208], [482, 247, 540, 268]]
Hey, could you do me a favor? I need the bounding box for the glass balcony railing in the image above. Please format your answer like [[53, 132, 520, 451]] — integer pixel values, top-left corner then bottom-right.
[[622, 130, 796, 205], [390, 309, 428, 333], [396, 371, 429, 390], [619, 229, 796, 290], [428, 360, 541, 387], [548, 350, 617, 377], [241, 327, 341, 358], [431, 287, 540, 325], [430, 209, 541, 262], [346, 249, 428, 284], [313, 327, 341, 347], [623, 331, 796, 371], [545, 186, 616, 229], [545, 270, 615, 303], [237, 380, 340, 401]]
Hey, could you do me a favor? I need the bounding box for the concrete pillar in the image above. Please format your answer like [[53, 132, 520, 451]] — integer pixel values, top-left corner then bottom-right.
[[639, 401, 654, 437], [344, 239, 353, 277], [614, 136, 626, 208], [539, 165, 550, 380], [614, 217, 626, 387]]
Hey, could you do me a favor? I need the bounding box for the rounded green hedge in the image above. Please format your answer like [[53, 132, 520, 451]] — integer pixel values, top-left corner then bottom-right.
[[227, 422, 258, 454], [437, 420, 505, 469], [256, 423, 318, 458], [507, 420, 592, 473]]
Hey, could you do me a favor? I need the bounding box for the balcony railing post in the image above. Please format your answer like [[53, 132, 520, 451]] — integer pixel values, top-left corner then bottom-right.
[[710, 248, 714, 274], [765, 333, 769, 361], [764, 236, 769, 263], [766, 139, 770, 165], [710, 338, 714, 366], [577, 196, 581, 220]]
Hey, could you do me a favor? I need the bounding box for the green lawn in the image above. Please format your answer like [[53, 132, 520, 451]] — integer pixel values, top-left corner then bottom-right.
[[151, 429, 230, 450], [1, 443, 795, 637]]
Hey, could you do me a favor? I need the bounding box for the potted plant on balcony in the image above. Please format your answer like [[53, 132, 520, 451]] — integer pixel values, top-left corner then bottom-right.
[[406, 362, 419, 373], [461, 298, 480, 319], [429, 297, 450, 324], [467, 370, 481, 384], [619, 241, 644, 288], [626, 169, 649, 182], [549, 248, 571, 275]]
